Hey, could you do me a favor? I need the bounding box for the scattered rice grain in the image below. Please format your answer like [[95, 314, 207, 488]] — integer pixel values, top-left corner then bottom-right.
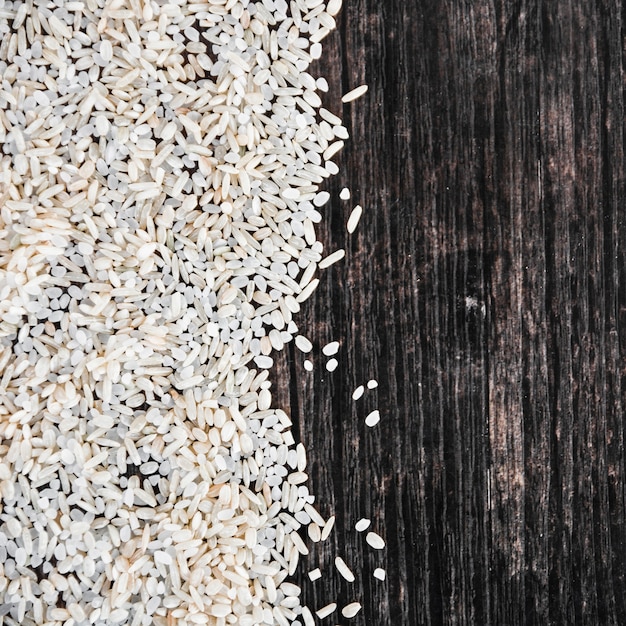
[[342, 84, 369, 103], [316, 602, 338, 619], [319, 249, 346, 269], [365, 410, 381, 427], [342, 602, 363, 618], [308, 568, 322, 582], [366, 531, 386, 550], [335, 557, 355, 582], [374, 568, 387, 581], [347, 205, 363, 233]]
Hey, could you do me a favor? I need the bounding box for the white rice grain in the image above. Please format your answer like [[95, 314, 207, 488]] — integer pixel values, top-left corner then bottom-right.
[[301, 606, 315, 626], [0, 0, 357, 622], [321, 515, 336, 541], [342, 602, 362, 618], [322, 341, 340, 356], [365, 410, 381, 427], [308, 568, 322, 582], [327, 0, 343, 17], [341, 85, 369, 103], [353, 385, 365, 400], [366, 531, 386, 550], [347, 205, 363, 233], [335, 556, 355, 582], [319, 249, 346, 269], [316, 602, 337, 619], [295, 336, 313, 353]]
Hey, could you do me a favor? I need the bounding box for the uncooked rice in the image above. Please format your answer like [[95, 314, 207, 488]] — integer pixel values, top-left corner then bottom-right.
[[0, 0, 361, 624], [352, 385, 365, 400], [321, 340, 339, 356], [320, 514, 335, 541], [300, 606, 315, 626], [346, 204, 362, 233], [365, 409, 380, 427], [366, 531, 386, 550], [334, 556, 355, 582], [341, 601, 362, 618], [308, 568, 322, 582], [295, 335, 313, 354], [315, 602, 337, 618], [318, 248, 345, 269], [341, 84, 369, 103], [325, 357, 338, 372]]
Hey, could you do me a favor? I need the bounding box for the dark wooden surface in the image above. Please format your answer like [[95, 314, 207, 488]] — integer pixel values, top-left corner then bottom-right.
[[272, 2, 626, 625]]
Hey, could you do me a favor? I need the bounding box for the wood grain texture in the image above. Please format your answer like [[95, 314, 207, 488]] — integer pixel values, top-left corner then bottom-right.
[[271, 1, 626, 624]]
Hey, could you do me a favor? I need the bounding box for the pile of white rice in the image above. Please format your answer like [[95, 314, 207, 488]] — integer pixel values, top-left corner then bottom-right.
[[0, 0, 356, 624]]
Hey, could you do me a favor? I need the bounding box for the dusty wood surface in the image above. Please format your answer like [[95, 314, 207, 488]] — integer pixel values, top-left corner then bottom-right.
[[271, 1, 626, 624]]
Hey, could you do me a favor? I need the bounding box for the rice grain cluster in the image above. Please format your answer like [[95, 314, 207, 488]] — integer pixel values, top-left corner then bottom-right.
[[0, 0, 348, 624]]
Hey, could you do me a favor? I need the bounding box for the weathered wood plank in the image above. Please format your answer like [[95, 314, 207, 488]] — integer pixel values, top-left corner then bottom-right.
[[271, 2, 626, 624]]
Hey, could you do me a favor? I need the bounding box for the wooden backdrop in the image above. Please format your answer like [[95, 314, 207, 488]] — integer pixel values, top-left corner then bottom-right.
[[272, 1, 626, 625]]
